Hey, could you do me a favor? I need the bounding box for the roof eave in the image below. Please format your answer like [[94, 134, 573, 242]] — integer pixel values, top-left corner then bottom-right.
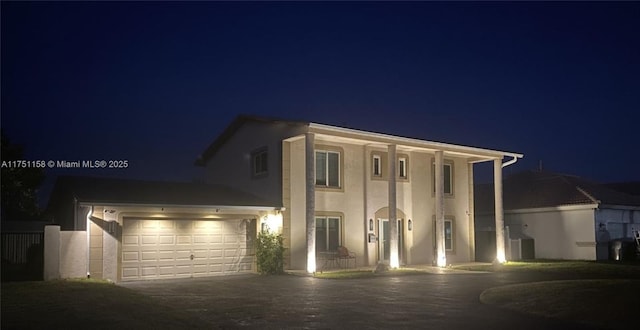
[[78, 201, 280, 211], [308, 122, 523, 159]]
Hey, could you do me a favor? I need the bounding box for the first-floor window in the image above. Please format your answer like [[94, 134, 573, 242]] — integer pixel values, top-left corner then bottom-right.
[[316, 216, 341, 252], [444, 219, 453, 251]]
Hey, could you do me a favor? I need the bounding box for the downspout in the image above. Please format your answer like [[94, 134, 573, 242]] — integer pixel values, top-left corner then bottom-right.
[[501, 155, 519, 168], [496, 154, 521, 263]]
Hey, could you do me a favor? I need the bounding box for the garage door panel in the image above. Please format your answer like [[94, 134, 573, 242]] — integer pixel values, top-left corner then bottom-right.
[[176, 235, 191, 244], [158, 251, 174, 260], [141, 251, 158, 261], [141, 267, 157, 276], [123, 235, 139, 245], [209, 251, 224, 261], [158, 235, 174, 245], [141, 235, 158, 245], [175, 250, 191, 260], [122, 268, 139, 279], [123, 251, 139, 262], [122, 219, 255, 281]]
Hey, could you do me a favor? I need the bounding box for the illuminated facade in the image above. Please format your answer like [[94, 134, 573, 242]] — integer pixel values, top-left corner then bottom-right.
[[199, 115, 522, 272]]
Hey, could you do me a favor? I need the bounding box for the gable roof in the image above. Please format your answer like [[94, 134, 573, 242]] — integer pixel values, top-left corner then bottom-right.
[[47, 175, 277, 209], [475, 170, 640, 214], [195, 114, 308, 166], [196, 114, 523, 166]]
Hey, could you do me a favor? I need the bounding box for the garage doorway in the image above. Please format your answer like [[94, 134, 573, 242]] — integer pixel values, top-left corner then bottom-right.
[[121, 218, 256, 281]]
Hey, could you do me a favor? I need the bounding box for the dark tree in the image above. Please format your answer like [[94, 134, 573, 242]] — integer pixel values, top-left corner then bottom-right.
[[1, 131, 46, 220]]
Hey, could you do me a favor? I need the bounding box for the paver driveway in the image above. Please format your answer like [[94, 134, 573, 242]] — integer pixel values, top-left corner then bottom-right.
[[122, 272, 593, 329]]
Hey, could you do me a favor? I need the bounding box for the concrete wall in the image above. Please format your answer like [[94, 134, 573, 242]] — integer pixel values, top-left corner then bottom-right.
[[44, 225, 61, 280], [44, 225, 87, 280]]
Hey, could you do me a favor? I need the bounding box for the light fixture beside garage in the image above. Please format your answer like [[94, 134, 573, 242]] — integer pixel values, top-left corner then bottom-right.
[[262, 213, 283, 233]]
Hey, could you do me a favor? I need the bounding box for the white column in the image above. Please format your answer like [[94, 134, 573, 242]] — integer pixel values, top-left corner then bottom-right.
[[435, 150, 446, 267], [305, 133, 316, 273], [388, 144, 399, 268], [494, 158, 506, 263], [468, 162, 476, 261]]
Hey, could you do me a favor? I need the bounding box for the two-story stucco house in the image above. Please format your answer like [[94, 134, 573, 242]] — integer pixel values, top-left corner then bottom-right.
[[197, 115, 523, 272]]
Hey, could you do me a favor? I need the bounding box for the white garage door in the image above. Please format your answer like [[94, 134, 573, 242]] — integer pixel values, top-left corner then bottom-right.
[[121, 218, 255, 281]]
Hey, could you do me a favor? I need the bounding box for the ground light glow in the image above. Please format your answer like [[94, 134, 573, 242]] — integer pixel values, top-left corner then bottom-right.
[[390, 254, 400, 269], [307, 251, 316, 273]]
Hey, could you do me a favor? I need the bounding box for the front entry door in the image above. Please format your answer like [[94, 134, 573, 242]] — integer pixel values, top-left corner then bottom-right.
[[378, 219, 404, 263], [379, 219, 390, 262]]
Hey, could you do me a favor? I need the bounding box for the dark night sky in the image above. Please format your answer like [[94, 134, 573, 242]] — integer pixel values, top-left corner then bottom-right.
[[2, 2, 639, 206]]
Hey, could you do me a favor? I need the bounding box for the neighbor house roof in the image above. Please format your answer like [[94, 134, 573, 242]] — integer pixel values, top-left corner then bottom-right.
[[196, 114, 523, 166], [604, 182, 640, 196], [47, 175, 277, 209], [475, 170, 640, 214]]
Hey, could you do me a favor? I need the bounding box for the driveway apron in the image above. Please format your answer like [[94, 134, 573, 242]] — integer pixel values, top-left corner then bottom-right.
[[122, 273, 595, 329]]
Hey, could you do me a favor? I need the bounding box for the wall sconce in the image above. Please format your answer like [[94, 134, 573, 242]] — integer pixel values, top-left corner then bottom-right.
[[369, 219, 374, 231], [107, 221, 117, 234], [408, 219, 412, 231]]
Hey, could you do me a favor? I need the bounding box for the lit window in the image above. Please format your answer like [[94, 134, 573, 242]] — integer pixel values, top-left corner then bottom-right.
[[252, 148, 268, 177], [398, 157, 407, 179], [315, 216, 341, 253], [316, 150, 340, 187], [373, 155, 382, 177], [432, 162, 453, 195]]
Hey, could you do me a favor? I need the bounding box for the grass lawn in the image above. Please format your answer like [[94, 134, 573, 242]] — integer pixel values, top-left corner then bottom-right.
[[480, 279, 640, 329], [1, 279, 209, 329], [452, 260, 640, 277]]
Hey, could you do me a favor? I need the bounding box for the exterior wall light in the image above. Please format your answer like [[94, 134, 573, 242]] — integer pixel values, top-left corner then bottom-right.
[[369, 219, 374, 231], [408, 219, 412, 231]]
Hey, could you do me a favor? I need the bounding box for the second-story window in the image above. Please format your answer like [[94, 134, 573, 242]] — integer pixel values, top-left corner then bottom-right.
[[432, 162, 454, 195], [398, 157, 407, 179], [373, 155, 382, 177], [252, 148, 268, 177], [316, 150, 340, 187]]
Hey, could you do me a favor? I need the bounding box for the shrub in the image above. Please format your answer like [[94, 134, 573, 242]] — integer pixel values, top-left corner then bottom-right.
[[255, 231, 284, 274]]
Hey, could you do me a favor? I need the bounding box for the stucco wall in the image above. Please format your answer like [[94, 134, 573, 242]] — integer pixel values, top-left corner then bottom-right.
[[287, 138, 307, 270], [286, 139, 475, 269], [60, 231, 88, 278], [204, 121, 307, 206], [507, 208, 597, 260], [596, 208, 640, 240]]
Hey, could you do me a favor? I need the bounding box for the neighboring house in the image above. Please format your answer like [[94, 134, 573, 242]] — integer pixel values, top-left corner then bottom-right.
[[475, 170, 640, 261], [197, 115, 522, 272], [46, 176, 278, 281]]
